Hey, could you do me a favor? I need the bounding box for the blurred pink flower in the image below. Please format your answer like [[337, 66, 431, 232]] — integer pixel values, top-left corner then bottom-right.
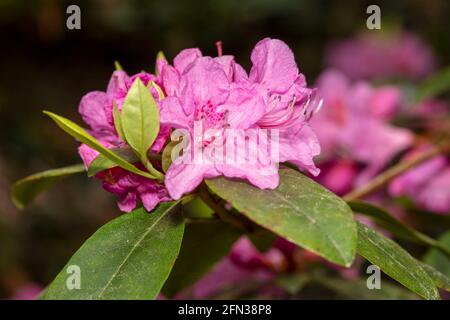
[[10, 283, 42, 300], [389, 147, 450, 214], [78, 71, 171, 212], [325, 31, 436, 81], [311, 69, 413, 187], [176, 236, 289, 299], [229, 237, 287, 272], [160, 38, 321, 200], [315, 160, 360, 195]]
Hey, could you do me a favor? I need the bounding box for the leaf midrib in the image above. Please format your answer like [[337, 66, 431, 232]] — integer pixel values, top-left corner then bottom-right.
[[359, 224, 437, 299], [97, 203, 177, 298], [269, 189, 350, 263]]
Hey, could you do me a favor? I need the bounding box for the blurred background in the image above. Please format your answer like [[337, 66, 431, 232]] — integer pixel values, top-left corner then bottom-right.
[[0, 0, 449, 299]]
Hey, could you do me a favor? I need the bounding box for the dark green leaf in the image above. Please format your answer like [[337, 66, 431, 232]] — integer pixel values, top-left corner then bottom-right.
[[349, 200, 450, 258], [356, 221, 440, 300], [314, 275, 419, 300], [420, 262, 450, 291], [162, 220, 241, 297], [41, 201, 184, 300], [12, 164, 85, 209], [182, 196, 214, 219], [423, 231, 450, 279], [44, 111, 155, 179], [206, 168, 357, 267]]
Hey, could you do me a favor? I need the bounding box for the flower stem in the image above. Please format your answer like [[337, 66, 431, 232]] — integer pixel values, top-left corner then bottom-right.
[[198, 184, 252, 231], [343, 141, 450, 202]]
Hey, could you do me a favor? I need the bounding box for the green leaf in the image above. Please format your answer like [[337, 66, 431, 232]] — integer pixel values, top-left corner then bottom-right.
[[356, 221, 440, 300], [112, 101, 126, 142], [88, 147, 138, 177], [420, 262, 450, 291], [182, 196, 214, 219], [206, 168, 357, 267], [275, 274, 310, 295], [44, 111, 155, 179], [349, 200, 450, 258], [162, 141, 178, 172], [313, 274, 419, 300], [41, 201, 184, 300], [162, 220, 241, 297], [12, 164, 85, 209], [121, 78, 160, 163], [423, 231, 450, 278], [415, 66, 450, 101]]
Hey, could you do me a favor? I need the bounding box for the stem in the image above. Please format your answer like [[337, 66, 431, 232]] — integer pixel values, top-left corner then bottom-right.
[[141, 157, 164, 182], [343, 142, 450, 202], [198, 184, 251, 231]]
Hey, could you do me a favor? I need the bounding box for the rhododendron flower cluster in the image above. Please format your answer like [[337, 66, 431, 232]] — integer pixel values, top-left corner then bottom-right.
[[77, 38, 321, 211]]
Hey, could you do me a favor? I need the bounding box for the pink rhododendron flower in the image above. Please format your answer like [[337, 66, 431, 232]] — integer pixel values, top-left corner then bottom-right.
[[78, 71, 171, 212], [160, 38, 321, 199], [325, 31, 436, 80], [311, 69, 413, 187], [389, 147, 450, 214]]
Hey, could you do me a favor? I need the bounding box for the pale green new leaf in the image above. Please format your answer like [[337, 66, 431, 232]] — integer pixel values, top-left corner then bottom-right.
[[121, 78, 160, 162], [88, 147, 139, 177], [112, 101, 126, 142], [44, 111, 155, 179]]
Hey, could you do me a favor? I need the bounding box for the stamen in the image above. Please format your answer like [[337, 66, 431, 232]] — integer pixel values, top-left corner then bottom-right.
[[216, 41, 223, 57]]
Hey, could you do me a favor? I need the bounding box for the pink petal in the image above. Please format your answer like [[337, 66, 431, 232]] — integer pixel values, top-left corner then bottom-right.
[[78, 91, 112, 132], [78, 144, 99, 168], [279, 125, 321, 176], [106, 70, 129, 100], [165, 160, 220, 200], [160, 64, 180, 97], [118, 192, 137, 212], [159, 97, 191, 129], [249, 38, 300, 93], [173, 48, 202, 74], [178, 57, 231, 115]]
